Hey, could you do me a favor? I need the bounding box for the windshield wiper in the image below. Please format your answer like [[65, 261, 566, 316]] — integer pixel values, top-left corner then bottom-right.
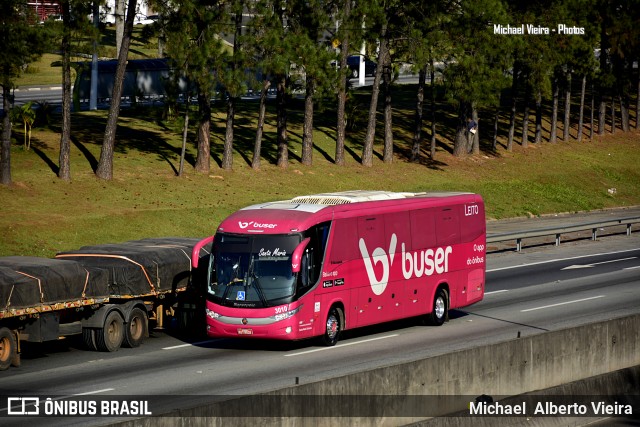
[[247, 256, 269, 307]]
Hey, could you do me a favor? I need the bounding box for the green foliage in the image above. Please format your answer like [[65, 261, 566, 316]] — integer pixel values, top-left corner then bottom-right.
[[444, 0, 514, 109], [10, 101, 36, 150], [0, 0, 50, 88], [33, 101, 55, 128]]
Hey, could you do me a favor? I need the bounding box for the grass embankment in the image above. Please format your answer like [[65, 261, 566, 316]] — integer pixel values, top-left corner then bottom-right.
[[2, 84, 639, 259]]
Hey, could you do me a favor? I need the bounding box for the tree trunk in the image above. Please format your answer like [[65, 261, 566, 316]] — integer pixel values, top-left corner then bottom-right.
[[636, 70, 640, 129], [222, 8, 243, 171], [598, 94, 606, 135], [58, 0, 72, 181], [492, 107, 499, 151], [276, 74, 288, 168], [301, 75, 314, 166], [619, 94, 629, 132], [563, 72, 571, 141], [590, 83, 594, 140], [335, 0, 350, 166], [550, 76, 559, 143], [252, 79, 270, 170], [1, 86, 12, 185], [507, 63, 519, 151], [179, 99, 188, 176], [534, 89, 542, 144], [222, 94, 235, 170], [194, 91, 211, 173], [610, 96, 616, 134], [429, 60, 436, 159], [95, 0, 137, 180], [410, 66, 426, 162], [470, 106, 479, 155], [521, 80, 530, 148], [115, 0, 125, 57], [577, 75, 586, 142], [598, 36, 607, 136], [453, 101, 470, 157], [382, 48, 393, 163], [362, 25, 387, 167]]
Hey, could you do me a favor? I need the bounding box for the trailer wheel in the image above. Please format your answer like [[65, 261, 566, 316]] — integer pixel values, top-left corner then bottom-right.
[[82, 328, 97, 351], [123, 307, 148, 348], [96, 311, 124, 352], [321, 307, 343, 347], [0, 327, 17, 371], [426, 288, 448, 326]]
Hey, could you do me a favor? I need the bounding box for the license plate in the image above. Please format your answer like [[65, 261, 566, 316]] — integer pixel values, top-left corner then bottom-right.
[[237, 328, 253, 335]]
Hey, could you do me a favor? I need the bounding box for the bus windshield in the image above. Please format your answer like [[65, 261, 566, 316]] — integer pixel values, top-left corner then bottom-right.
[[208, 233, 301, 308]]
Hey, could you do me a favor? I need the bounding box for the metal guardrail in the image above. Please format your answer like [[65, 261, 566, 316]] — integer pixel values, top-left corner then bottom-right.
[[487, 216, 640, 252]]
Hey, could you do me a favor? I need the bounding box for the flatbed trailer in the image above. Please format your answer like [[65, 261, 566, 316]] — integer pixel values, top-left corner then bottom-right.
[[0, 238, 208, 371]]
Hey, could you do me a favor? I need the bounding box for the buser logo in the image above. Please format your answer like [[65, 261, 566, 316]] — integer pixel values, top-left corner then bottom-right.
[[238, 221, 277, 229], [358, 234, 397, 295], [359, 233, 453, 295]]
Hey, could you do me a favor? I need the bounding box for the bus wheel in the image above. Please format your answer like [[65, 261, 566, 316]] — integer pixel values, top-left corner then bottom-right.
[[123, 308, 148, 348], [0, 327, 17, 371], [426, 288, 448, 326], [321, 307, 342, 346], [96, 311, 124, 352]]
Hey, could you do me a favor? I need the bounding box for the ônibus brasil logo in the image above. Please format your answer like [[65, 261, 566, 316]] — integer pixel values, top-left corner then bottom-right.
[[359, 233, 453, 295]]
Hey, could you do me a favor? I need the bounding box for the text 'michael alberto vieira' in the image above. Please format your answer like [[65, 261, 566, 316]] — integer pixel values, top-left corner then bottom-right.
[[469, 400, 633, 416]]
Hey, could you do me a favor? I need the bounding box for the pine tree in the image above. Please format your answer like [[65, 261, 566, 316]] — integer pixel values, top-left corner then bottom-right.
[[444, 0, 513, 157], [159, 1, 227, 175], [96, 0, 138, 180], [0, 0, 48, 185]]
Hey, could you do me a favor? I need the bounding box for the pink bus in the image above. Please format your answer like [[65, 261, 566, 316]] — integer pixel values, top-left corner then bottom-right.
[[192, 191, 486, 346]]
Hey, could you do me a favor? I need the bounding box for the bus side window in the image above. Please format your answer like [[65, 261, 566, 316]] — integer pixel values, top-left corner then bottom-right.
[[436, 208, 461, 246], [411, 209, 436, 249], [299, 222, 330, 291], [329, 219, 357, 264]]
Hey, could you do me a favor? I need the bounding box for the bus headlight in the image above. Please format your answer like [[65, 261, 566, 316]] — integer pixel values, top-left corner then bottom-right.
[[206, 308, 220, 319]]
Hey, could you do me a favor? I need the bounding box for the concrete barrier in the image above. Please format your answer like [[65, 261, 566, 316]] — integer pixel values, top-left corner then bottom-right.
[[110, 313, 640, 427]]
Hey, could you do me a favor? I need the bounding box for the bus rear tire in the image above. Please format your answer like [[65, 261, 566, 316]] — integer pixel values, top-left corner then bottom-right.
[[321, 307, 342, 346], [0, 327, 17, 371], [123, 307, 148, 348], [426, 288, 448, 326]]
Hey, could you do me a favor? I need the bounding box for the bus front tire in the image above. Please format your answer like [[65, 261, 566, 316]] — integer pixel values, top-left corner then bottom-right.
[[321, 307, 342, 347], [426, 288, 448, 326]]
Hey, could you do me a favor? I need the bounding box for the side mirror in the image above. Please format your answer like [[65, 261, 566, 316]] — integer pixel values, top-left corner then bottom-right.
[[192, 235, 214, 269], [291, 238, 310, 273]]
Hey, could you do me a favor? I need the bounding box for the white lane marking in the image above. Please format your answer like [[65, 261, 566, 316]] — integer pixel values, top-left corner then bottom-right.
[[623, 266, 640, 270], [285, 334, 399, 357], [487, 248, 640, 272], [520, 295, 605, 312], [47, 388, 116, 402], [73, 388, 115, 396], [485, 290, 509, 295], [561, 257, 637, 270], [1, 388, 116, 412], [163, 339, 217, 350]]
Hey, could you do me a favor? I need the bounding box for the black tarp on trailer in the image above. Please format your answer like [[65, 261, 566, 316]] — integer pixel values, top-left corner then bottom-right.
[[0, 257, 109, 312], [56, 238, 204, 297]]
